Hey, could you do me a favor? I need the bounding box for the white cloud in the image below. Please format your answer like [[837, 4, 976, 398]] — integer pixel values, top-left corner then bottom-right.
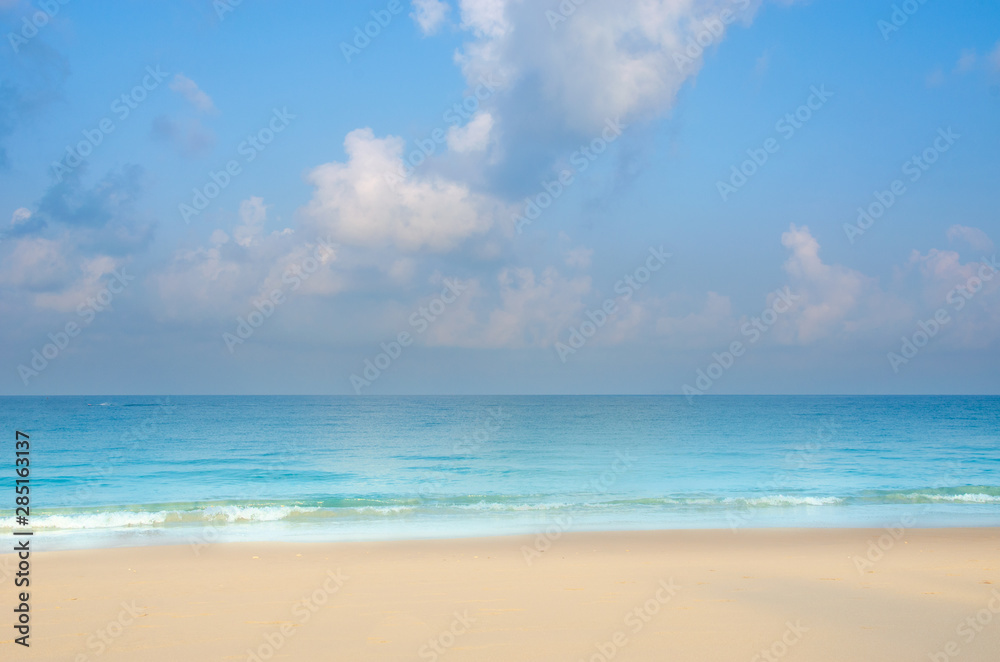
[[429, 266, 592, 348], [233, 197, 268, 248], [0, 236, 125, 313], [458, 0, 509, 38], [33, 255, 123, 313], [947, 225, 995, 254], [302, 128, 502, 252], [446, 111, 494, 153], [411, 0, 450, 34], [0, 236, 72, 292], [778, 224, 875, 343], [563, 245, 593, 269], [169, 74, 218, 114], [452, 0, 776, 135], [10, 207, 31, 226]]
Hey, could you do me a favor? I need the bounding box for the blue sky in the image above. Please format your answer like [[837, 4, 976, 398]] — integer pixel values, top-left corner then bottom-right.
[[1, 0, 998, 395]]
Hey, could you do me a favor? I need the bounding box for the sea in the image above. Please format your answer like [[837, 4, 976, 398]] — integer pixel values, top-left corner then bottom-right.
[[1, 395, 998, 550]]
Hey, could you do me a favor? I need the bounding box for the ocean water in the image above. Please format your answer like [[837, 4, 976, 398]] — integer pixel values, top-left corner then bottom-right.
[[0, 395, 998, 550]]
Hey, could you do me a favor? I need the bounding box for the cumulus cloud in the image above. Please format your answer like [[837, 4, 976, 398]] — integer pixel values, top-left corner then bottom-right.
[[447, 111, 494, 153], [411, 0, 451, 34], [169, 73, 217, 114], [28, 165, 154, 255], [153, 196, 341, 323], [905, 248, 1000, 348], [947, 224, 994, 254], [302, 128, 504, 252], [0, 166, 151, 313], [429, 266, 592, 348], [453, 0, 767, 135], [777, 224, 875, 343], [563, 245, 593, 269], [233, 196, 268, 248]]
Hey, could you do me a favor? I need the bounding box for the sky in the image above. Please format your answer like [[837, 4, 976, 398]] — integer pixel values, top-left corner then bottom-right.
[[0, 0, 998, 395]]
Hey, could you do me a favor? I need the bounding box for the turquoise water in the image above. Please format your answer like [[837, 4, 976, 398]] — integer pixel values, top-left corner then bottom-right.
[[1, 396, 998, 549]]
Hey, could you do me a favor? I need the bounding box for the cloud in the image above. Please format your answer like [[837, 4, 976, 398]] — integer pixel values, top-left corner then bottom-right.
[[562, 245, 593, 269], [947, 225, 995, 254], [446, 111, 494, 152], [428, 0, 803, 194], [0, 234, 128, 314], [2, 165, 154, 258], [428, 266, 592, 348], [150, 115, 216, 156], [905, 248, 1000, 348], [302, 128, 504, 252], [955, 48, 977, 73], [233, 196, 268, 248], [153, 196, 342, 323], [169, 73, 218, 114], [777, 224, 882, 343], [0, 166, 153, 313], [453, 0, 769, 135], [411, 0, 451, 34]]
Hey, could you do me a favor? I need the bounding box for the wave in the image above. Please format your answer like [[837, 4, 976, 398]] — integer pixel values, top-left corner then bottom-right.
[[2, 487, 997, 531]]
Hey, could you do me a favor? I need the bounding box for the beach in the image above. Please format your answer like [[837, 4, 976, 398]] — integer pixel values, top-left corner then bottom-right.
[[4, 527, 999, 661]]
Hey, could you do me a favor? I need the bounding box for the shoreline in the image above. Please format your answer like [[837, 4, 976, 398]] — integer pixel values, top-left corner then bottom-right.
[[3, 527, 999, 660]]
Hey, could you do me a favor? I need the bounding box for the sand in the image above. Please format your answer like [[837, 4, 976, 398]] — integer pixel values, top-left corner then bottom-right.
[[2, 528, 999, 661]]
